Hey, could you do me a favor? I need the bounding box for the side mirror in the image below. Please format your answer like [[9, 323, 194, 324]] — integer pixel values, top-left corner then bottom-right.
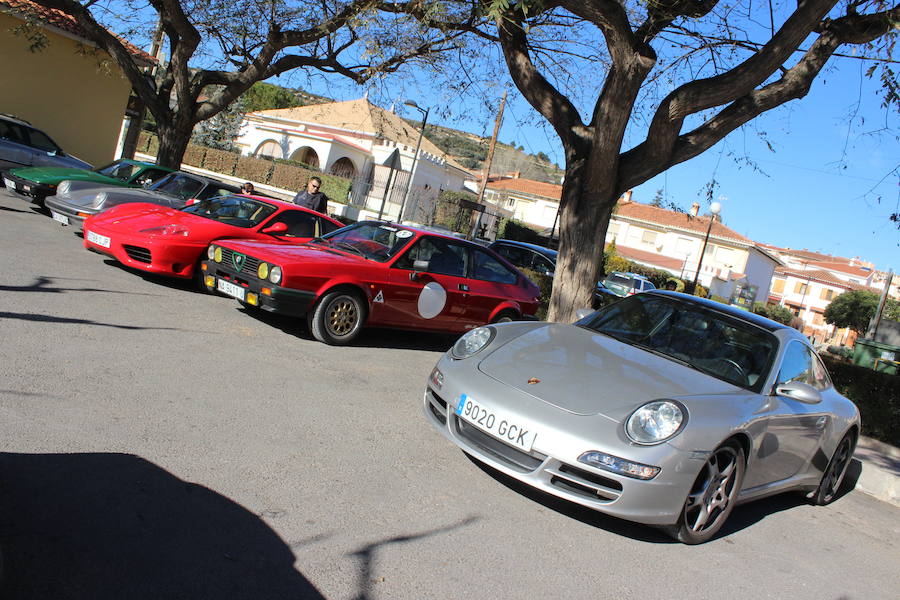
[[262, 222, 289, 235], [410, 259, 429, 281], [184, 198, 199, 206], [774, 381, 822, 404]]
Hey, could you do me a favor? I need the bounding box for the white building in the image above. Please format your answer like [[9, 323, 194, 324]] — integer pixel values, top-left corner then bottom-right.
[[235, 98, 473, 221]]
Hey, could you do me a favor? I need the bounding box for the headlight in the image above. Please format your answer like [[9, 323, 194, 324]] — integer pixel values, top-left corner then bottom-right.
[[258, 262, 269, 280], [451, 326, 495, 359], [625, 400, 686, 445], [57, 181, 70, 194], [95, 192, 108, 205], [207, 245, 216, 260], [214, 247, 222, 263], [269, 266, 282, 284]]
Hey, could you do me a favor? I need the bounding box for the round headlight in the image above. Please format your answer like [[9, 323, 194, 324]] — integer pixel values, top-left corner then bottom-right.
[[258, 262, 269, 280], [451, 326, 495, 359], [95, 191, 108, 205], [269, 266, 282, 284], [207, 245, 216, 260], [213, 247, 222, 263], [58, 181, 70, 194], [625, 400, 686, 445]]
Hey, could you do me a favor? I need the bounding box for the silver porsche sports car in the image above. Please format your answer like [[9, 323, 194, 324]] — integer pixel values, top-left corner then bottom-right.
[[424, 291, 859, 544]]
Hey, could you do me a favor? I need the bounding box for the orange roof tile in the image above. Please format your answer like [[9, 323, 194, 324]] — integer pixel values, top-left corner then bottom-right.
[[485, 178, 563, 200], [2, 0, 154, 63], [774, 267, 880, 292]]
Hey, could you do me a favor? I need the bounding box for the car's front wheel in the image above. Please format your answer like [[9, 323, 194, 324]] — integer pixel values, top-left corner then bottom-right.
[[667, 441, 745, 544], [309, 290, 366, 345], [809, 433, 854, 505]]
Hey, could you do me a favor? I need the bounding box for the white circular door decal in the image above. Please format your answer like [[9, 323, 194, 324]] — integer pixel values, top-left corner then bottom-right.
[[417, 282, 447, 319]]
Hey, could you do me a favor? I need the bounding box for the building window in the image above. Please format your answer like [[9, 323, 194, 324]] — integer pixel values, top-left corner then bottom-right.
[[794, 281, 808, 294], [641, 230, 657, 245], [820, 288, 834, 301], [772, 278, 785, 294], [608, 223, 620, 237], [813, 312, 825, 325]]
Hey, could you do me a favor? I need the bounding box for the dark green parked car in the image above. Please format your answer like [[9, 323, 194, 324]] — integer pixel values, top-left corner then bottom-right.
[[3, 158, 174, 207]]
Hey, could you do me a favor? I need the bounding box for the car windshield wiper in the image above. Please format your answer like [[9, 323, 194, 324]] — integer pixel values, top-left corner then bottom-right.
[[333, 241, 365, 257]]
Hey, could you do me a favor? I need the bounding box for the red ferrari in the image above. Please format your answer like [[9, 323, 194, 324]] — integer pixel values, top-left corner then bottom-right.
[[82, 194, 343, 280], [201, 221, 542, 345]]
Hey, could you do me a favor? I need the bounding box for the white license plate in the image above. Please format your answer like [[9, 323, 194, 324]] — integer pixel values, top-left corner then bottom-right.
[[4, 178, 15, 190], [217, 278, 246, 301], [51, 211, 69, 226], [86, 229, 110, 248], [455, 393, 537, 452]]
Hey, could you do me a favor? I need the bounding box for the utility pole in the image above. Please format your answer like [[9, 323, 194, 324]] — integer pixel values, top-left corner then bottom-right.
[[468, 90, 507, 240], [866, 269, 894, 339]]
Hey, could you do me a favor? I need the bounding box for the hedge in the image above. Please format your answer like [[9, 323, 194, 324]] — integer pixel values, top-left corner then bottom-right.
[[136, 132, 352, 204], [433, 190, 478, 233], [822, 356, 899, 447], [497, 217, 545, 245]]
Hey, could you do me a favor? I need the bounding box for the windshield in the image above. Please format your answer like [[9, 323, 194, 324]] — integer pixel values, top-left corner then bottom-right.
[[96, 161, 142, 181], [181, 195, 277, 228], [314, 222, 416, 262], [580, 295, 778, 391], [150, 173, 204, 199]]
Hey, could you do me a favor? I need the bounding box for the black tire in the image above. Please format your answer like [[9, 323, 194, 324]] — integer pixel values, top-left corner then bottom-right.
[[309, 290, 366, 345], [192, 260, 209, 293], [810, 433, 854, 506], [667, 442, 745, 545], [491, 310, 518, 324]]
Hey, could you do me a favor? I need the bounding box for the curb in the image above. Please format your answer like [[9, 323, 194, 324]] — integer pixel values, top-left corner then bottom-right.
[[853, 436, 900, 507]]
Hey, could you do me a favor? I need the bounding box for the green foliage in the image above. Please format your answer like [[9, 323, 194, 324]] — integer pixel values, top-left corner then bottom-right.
[[433, 190, 477, 232], [601, 245, 681, 290], [521, 268, 553, 320], [192, 94, 244, 150], [241, 82, 302, 113], [824, 290, 880, 334], [752, 302, 795, 325], [497, 217, 544, 244], [822, 356, 900, 446]]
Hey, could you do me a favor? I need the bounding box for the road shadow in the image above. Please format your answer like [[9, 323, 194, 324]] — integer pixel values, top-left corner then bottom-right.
[[0, 275, 162, 297], [0, 452, 324, 600], [0, 311, 187, 332], [0, 204, 32, 213], [237, 306, 458, 352]]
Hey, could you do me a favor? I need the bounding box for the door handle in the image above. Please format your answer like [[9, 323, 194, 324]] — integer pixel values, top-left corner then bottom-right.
[[815, 416, 827, 430], [458, 284, 469, 291]]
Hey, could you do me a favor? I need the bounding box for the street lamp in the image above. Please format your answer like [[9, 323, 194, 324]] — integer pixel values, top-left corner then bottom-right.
[[690, 200, 722, 295], [397, 100, 429, 223]]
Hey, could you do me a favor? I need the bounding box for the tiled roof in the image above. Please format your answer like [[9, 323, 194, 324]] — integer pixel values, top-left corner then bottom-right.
[[253, 99, 469, 173], [774, 267, 879, 292], [615, 201, 752, 243], [2, 0, 153, 63], [756, 242, 865, 267], [813, 260, 873, 279], [612, 244, 686, 272], [485, 177, 562, 200]]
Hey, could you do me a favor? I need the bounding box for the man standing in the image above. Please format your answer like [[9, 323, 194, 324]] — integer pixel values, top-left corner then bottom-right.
[[292, 176, 328, 214]]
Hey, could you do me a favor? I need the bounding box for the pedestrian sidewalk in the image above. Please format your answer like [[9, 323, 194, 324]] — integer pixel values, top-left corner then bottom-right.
[[854, 436, 900, 507]]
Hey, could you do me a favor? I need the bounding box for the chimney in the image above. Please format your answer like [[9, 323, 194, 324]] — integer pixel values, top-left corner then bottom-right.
[[690, 202, 700, 217], [622, 189, 633, 204]]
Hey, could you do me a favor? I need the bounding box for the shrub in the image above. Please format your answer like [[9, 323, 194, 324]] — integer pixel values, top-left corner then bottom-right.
[[822, 356, 900, 446], [269, 162, 318, 191], [181, 143, 207, 168], [433, 191, 478, 233], [497, 217, 544, 245], [234, 155, 275, 186], [521, 268, 553, 320], [202, 147, 239, 176]]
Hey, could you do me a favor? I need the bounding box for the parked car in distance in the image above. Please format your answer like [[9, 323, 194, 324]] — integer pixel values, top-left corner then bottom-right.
[[489, 239, 618, 306], [602, 271, 656, 297], [44, 171, 241, 228], [424, 290, 860, 544], [82, 195, 343, 281], [4, 158, 174, 207], [0, 113, 91, 178], [202, 221, 542, 345]]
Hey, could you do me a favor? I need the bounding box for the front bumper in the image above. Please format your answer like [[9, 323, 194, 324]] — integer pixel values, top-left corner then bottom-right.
[[82, 221, 206, 279], [44, 196, 96, 226], [3, 173, 55, 203], [202, 259, 315, 317], [423, 354, 705, 526]]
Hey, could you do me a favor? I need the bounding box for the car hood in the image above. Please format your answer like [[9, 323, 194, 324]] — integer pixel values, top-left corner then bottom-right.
[[477, 323, 736, 420], [91, 204, 192, 226], [220, 240, 364, 265], [8, 166, 114, 186], [62, 186, 162, 208]]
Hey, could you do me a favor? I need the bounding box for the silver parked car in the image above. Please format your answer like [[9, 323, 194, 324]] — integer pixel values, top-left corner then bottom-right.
[[424, 291, 859, 544], [0, 113, 91, 177], [44, 171, 240, 227]]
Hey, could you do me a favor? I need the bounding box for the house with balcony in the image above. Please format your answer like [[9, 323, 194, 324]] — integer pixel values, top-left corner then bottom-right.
[[234, 98, 472, 221]]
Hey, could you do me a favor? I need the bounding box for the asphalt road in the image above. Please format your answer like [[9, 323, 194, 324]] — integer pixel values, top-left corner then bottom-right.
[[0, 188, 898, 600]]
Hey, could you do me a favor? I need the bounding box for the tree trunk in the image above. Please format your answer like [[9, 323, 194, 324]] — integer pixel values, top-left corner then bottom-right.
[[155, 122, 193, 169]]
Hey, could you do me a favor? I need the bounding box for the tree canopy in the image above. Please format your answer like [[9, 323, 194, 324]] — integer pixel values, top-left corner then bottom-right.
[[824, 289, 900, 334]]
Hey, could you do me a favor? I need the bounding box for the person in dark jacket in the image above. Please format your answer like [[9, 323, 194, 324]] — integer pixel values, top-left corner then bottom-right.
[[292, 176, 328, 214]]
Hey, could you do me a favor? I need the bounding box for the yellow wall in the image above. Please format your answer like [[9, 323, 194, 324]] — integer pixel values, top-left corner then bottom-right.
[[0, 13, 132, 166]]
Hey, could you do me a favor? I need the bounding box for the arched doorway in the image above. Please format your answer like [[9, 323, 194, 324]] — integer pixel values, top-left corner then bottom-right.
[[254, 140, 283, 159], [329, 157, 357, 179], [289, 147, 319, 168]]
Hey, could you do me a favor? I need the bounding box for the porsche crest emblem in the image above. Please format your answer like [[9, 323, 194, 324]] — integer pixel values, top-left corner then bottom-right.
[[232, 253, 246, 271], [527, 377, 540, 385]]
